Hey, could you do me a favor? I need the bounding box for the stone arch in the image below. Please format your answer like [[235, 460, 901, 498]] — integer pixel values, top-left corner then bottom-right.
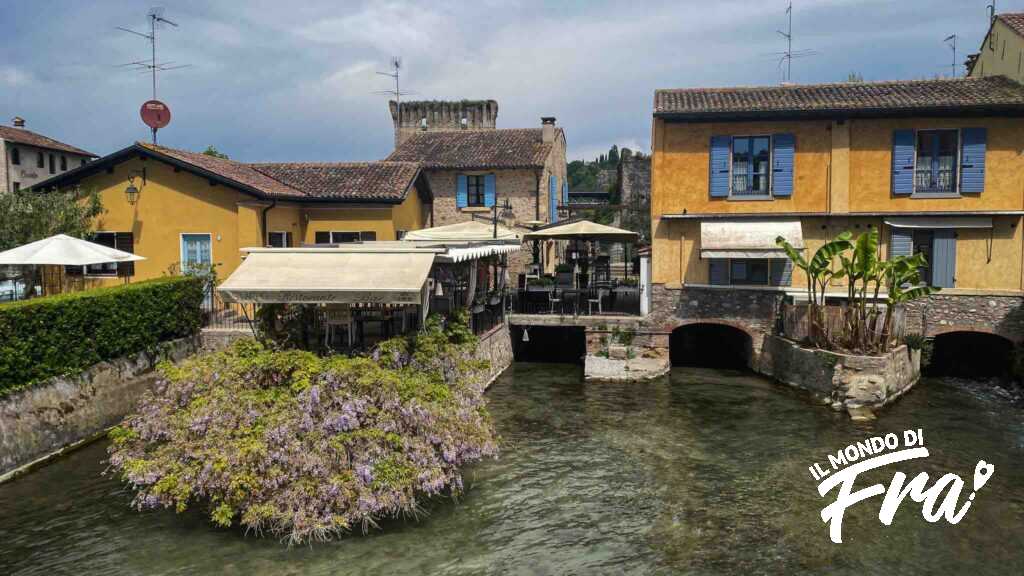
[[926, 323, 1020, 344], [669, 321, 757, 369], [927, 329, 1016, 378]]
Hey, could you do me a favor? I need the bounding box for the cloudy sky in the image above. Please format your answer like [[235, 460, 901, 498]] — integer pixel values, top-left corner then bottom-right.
[[1, 1, 1016, 163]]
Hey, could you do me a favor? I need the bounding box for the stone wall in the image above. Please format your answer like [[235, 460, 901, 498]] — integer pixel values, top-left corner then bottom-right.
[[904, 293, 1024, 342], [473, 323, 513, 388], [390, 100, 499, 147], [618, 155, 650, 207], [0, 336, 201, 478], [760, 335, 920, 412]]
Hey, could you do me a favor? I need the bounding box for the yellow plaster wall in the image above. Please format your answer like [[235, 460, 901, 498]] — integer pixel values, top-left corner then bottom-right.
[[391, 186, 427, 234], [970, 19, 1024, 83], [848, 117, 1024, 213], [302, 206, 400, 243], [81, 158, 246, 285], [263, 204, 304, 247], [651, 119, 831, 217]]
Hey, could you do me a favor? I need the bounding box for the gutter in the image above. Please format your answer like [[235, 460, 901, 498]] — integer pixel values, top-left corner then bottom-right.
[[260, 199, 276, 246]]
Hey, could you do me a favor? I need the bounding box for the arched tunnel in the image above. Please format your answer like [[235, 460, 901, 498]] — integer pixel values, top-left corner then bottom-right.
[[670, 323, 753, 369], [513, 325, 586, 364], [926, 331, 1016, 378]]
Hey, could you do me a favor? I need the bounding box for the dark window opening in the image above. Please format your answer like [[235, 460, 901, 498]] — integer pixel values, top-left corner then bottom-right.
[[710, 258, 790, 286], [731, 136, 771, 196], [36, 152, 44, 168], [12, 182, 20, 192], [78, 232, 134, 276], [60, 155, 67, 171], [670, 324, 752, 369], [467, 175, 486, 206], [48, 154, 55, 174], [11, 147, 19, 165], [315, 231, 361, 244], [267, 231, 292, 248], [912, 229, 934, 285], [915, 130, 958, 194], [360, 231, 376, 242]]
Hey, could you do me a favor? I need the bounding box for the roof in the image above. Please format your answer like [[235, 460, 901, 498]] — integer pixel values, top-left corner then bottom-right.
[[653, 76, 1024, 120], [250, 161, 420, 202], [997, 13, 1024, 37], [34, 142, 423, 204], [0, 125, 96, 157], [387, 128, 561, 169]]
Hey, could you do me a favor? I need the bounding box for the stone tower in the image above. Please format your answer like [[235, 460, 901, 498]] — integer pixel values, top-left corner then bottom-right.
[[389, 100, 499, 147]]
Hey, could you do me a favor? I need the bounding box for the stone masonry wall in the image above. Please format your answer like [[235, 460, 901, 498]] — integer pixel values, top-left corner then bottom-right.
[[474, 323, 513, 388], [0, 336, 202, 477], [904, 293, 1024, 342], [0, 139, 9, 194]]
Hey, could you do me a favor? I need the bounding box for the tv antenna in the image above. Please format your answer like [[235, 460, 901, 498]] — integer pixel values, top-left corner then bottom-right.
[[374, 57, 418, 117], [117, 7, 190, 141], [772, 1, 818, 83], [944, 34, 958, 77]]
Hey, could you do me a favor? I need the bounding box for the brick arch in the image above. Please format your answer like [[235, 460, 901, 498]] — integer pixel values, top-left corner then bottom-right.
[[668, 319, 760, 342]]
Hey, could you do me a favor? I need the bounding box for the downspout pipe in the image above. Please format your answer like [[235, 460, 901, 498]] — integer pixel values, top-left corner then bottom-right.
[[260, 199, 277, 246]]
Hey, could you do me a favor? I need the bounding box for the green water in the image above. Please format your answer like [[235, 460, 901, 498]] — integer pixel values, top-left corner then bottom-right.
[[1, 365, 1022, 575]]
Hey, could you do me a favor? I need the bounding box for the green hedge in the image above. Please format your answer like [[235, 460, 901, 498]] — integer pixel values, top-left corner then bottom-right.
[[0, 276, 205, 395]]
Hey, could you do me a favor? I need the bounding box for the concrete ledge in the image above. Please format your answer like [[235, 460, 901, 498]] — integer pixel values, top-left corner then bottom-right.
[[584, 355, 670, 382], [509, 314, 645, 328]]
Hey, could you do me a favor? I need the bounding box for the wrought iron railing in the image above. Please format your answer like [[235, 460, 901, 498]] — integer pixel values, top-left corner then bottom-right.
[[512, 285, 641, 316], [202, 288, 259, 331], [914, 168, 956, 194]]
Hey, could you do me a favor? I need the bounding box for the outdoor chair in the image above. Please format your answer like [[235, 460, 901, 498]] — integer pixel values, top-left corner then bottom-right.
[[548, 288, 562, 315], [587, 288, 608, 315]]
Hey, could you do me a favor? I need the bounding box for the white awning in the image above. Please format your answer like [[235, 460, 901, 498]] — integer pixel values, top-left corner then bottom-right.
[[218, 250, 435, 304], [403, 220, 519, 242], [0, 234, 146, 266], [700, 219, 804, 259], [884, 216, 993, 229], [438, 243, 522, 263]]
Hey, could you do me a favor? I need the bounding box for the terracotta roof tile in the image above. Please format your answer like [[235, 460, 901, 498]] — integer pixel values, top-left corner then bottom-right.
[[386, 128, 558, 169], [654, 76, 1024, 117], [140, 143, 307, 199], [998, 13, 1024, 37], [0, 125, 96, 157], [250, 162, 420, 201]]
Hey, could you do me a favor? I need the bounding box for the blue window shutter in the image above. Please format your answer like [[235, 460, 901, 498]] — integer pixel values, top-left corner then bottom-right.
[[730, 260, 747, 281], [456, 174, 468, 208], [709, 136, 731, 198], [891, 130, 915, 195], [771, 259, 793, 286], [484, 173, 496, 207], [771, 133, 794, 197], [709, 259, 728, 285], [932, 229, 956, 288], [549, 175, 558, 223], [889, 227, 913, 258], [960, 127, 986, 193], [562, 180, 569, 203]]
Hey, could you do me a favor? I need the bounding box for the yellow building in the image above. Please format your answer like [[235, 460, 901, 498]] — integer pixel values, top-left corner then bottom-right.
[[35, 142, 432, 285], [968, 13, 1024, 83], [651, 75, 1024, 302]]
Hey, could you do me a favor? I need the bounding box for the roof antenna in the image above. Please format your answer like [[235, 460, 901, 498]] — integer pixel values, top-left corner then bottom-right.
[[117, 7, 190, 143], [374, 57, 418, 122], [944, 34, 958, 78], [774, 1, 817, 83]]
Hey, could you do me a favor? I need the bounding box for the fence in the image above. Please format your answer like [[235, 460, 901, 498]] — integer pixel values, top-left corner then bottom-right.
[[202, 288, 259, 332], [513, 285, 641, 316], [781, 303, 905, 345]]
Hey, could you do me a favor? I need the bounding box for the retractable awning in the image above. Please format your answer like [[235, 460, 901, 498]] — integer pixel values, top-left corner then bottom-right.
[[883, 216, 993, 229], [522, 220, 639, 241], [218, 250, 435, 304], [700, 219, 804, 259], [439, 244, 522, 263]]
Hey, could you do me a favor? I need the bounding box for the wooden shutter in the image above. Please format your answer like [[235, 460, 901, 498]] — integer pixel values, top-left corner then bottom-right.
[[116, 232, 135, 277], [549, 175, 558, 223], [315, 231, 331, 244], [709, 136, 731, 198], [770, 259, 793, 286], [891, 130, 915, 195], [709, 259, 729, 285], [889, 227, 913, 258], [960, 127, 986, 193], [932, 229, 956, 288], [562, 180, 569, 203], [771, 133, 794, 197], [484, 174, 496, 207], [456, 174, 468, 208]]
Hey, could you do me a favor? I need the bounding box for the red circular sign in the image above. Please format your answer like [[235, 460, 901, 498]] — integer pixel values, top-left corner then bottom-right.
[[140, 100, 171, 129]]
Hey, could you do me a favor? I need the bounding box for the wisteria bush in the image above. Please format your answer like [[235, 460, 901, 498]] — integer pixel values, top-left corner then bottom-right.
[[107, 314, 498, 544]]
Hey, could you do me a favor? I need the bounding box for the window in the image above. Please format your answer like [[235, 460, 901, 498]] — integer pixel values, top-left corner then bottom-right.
[[12, 182, 20, 192], [36, 152, 44, 168], [60, 156, 67, 171], [314, 231, 361, 244], [360, 231, 376, 241], [915, 130, 958, 194], [731, 136, 771, 196], [267, 231, 292, 248], [467, 175, 486, 206], [912, 230, 933, 285], [48, 154, 55, 174], [10, 147, 19, 165], [82, 232, 133, 276], [709, 258, 791, 286]]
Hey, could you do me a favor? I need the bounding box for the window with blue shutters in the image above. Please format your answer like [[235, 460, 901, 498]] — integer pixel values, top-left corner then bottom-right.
[[549, 175, 558, 223], [562, 180, 569, 203], [892, 127, 986, 196], [891, 130, 916, 195], [456, 174, 469, 208], [710, 134, 794, 199], [708, 258, 791, 286], [960, 127, 986, 193], [483, 174, 496, 207], [709, 136, 731, 198], [889, 227, 954, 288], [771, 133, 794, 197]]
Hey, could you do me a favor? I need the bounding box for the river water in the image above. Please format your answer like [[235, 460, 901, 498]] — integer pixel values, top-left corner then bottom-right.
[[1, 365, 1022, 575]]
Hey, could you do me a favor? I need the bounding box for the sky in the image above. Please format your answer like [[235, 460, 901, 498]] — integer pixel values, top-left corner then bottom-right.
[[1, 1, 1018, 164]]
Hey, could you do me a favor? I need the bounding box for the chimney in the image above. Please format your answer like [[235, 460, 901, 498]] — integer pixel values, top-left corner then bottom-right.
[[12, 116, 25, 128], [541, 117, 556, 143]]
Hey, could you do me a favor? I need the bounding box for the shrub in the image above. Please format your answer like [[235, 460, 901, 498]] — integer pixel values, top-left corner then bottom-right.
[[0, 276, 204, 394], [107, 314, 498, 544]]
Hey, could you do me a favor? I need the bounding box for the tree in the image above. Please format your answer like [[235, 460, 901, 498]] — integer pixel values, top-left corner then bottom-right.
[[202, 145, 229, 159], [607, 145, 620, 166], [0, 187, 103, 252]]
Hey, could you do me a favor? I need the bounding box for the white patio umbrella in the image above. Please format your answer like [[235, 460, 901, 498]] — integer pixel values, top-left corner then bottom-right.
[[0, 234, 145, 266]]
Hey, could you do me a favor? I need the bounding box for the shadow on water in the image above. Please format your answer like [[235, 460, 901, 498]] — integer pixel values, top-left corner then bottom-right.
[[0, 363, 1022, 575]]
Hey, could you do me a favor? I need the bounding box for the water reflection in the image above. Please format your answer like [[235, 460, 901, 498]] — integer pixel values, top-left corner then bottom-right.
[[0, 365, 1021, 575]]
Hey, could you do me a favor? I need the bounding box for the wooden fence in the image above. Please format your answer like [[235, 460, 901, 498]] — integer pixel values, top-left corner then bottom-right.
[[781, 303, 905, 345]]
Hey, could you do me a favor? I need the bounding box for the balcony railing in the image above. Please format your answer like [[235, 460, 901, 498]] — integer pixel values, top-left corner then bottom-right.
[[513, 285, 641, 316], [731, 173, 770, 197], [914, 168, 956, 194]]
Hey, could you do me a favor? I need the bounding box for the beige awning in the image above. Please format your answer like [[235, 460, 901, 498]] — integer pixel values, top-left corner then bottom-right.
[[700, 219, 804, 259], [884, 216, 993, 229], [218, 250, 435, 304], [522, 220, 639, 241], [403, 220, 519, 242], [0, 234, 146, 266]]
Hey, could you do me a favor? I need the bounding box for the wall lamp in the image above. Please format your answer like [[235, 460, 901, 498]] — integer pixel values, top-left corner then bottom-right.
[[125, 168, 147, 205]]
